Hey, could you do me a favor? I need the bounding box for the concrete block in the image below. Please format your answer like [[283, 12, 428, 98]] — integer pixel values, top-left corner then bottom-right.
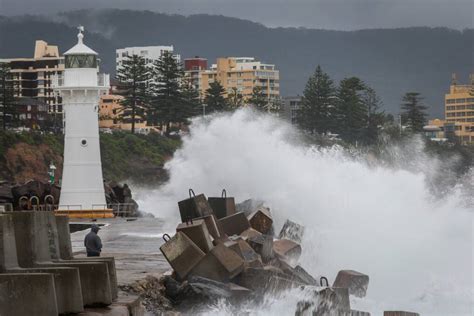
[[333, 270, 369, 298], [268, 258, 317, 286], [247, 207, 273, 234], [196, 214, 221, 239], [189, 243, 244, 282], [0, 214, 84, 313], [318, 287, 351, 314], [227, 238, 263, 268], [0, 273, 58, 316], [278, 219, 305, 243], [273, 239, 302, 264], [54, 214, 118, 299], [240, 227, 262, 240], [39, 261, 113, 306], [55, 214, 74, 260], [7, 211, 113, 306], [245, 232, 273, 262], [178, 190, 214, 222], [218, 212, 251, 236], [384, 312, 420, 316], [176, 219, 214, 253], [160, 231, 206, 280], [265, 275, 304, 295], [235, 266, 284, 292], [208, 190, 236, 219]]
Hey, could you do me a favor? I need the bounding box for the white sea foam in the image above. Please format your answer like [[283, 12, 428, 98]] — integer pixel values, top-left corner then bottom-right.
[[136, 109, 473, 315]]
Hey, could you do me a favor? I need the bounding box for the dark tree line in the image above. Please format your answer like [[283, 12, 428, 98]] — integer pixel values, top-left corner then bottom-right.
[[297, 65, 428, 145]]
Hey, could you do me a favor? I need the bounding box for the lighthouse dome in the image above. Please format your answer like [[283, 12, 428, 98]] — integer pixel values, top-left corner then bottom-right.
[[64, 28, 98, 69]]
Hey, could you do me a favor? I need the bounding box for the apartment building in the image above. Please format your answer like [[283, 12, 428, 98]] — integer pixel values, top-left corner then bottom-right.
[[1, 40, 64, 115], [116, 45, 181, 71], [444, 74, 474, 144], [200, 57, 280, 102], [184, 57, 208, 97]]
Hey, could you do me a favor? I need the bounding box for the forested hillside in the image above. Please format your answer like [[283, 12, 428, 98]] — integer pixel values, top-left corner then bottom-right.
[[0, 9, 472, 117]]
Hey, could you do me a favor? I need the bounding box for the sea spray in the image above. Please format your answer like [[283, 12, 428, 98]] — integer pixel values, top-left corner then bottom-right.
[[136, 109, 473, 315]]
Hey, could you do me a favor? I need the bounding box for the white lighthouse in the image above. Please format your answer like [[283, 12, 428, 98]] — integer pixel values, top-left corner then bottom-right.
[[54, 27, 112, 218]]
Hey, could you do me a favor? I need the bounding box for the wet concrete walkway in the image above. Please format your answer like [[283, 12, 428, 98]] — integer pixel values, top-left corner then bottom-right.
[[71, 218, 172, 286]]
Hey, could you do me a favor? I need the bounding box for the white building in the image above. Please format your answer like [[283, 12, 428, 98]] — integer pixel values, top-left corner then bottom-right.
[[115, 45, 181, 71], [53, 27, 113, 218]]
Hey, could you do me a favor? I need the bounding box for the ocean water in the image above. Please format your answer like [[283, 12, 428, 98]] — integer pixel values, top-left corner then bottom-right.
[[136, 109, 473, 315]]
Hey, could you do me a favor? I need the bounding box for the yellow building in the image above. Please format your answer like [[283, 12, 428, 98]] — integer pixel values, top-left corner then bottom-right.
[[1, 40, 64, 114], [200, 57, 280, 102], [98, 95, 148, 132], [444, 74, 474, 144]]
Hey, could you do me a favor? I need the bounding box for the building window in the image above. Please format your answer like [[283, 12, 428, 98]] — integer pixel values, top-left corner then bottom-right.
[[456, 98, 466, 103]]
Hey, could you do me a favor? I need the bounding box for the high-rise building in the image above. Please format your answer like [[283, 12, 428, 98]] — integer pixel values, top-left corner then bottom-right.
[[444, 74, 474, 144], [0, 40, 64, 115], [115, 45, 181, 71], [281, 96, 303, 124], [184, 57, 207, 97], [200, 57, 280, 102]]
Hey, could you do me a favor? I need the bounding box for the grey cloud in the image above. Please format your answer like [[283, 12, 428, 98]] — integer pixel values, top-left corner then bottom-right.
[[0, 0, 472, 30]]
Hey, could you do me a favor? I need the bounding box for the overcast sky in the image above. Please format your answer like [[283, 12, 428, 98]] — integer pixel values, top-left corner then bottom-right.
[[0, 0, 472, 30]]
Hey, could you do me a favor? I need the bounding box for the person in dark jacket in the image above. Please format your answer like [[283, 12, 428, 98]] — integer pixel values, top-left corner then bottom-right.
[[84, 224, 102, 257]]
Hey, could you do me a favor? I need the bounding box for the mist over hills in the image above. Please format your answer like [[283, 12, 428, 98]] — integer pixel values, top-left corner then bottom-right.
[[0, 9, 472, 117]]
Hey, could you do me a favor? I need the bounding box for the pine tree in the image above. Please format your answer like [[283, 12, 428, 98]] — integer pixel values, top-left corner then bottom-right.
[[116, 55, 151, 134], [247, 86, 268, 111], [180, 84, 201, 119], [297, 65, 335, 134], [204, 81, 228, 114], [334, 77, 367, 143], [0, 62, 16, 130], [228, 87, 244, 110], [401, 92, 428, 133], [150, 51, 186, 133], [361, 87, 385, 144]]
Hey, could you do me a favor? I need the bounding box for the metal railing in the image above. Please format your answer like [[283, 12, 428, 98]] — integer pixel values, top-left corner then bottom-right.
[[108, 203, 136, 217], [51, 73, 109, 88]]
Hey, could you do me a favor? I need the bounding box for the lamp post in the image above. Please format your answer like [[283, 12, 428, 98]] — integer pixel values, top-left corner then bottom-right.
[[48, 162, 56, 184], [202, 103, 207, 116]]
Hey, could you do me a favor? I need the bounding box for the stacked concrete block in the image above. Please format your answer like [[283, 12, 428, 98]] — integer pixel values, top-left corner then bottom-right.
[[384, 312, 420, 316], [218, 212, 251, 236], [333, 270, 370, 298], [9, 211, 114, 306], [0, 211, 120, 315], [176, 219, 214, 253], [160, 231, 206, 280], [0, 213, 84, 314], [49, 213, 119, 300], [247, 207, 273, 234], [208, 189, 236, 220], [178, 189, 214, 222]]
